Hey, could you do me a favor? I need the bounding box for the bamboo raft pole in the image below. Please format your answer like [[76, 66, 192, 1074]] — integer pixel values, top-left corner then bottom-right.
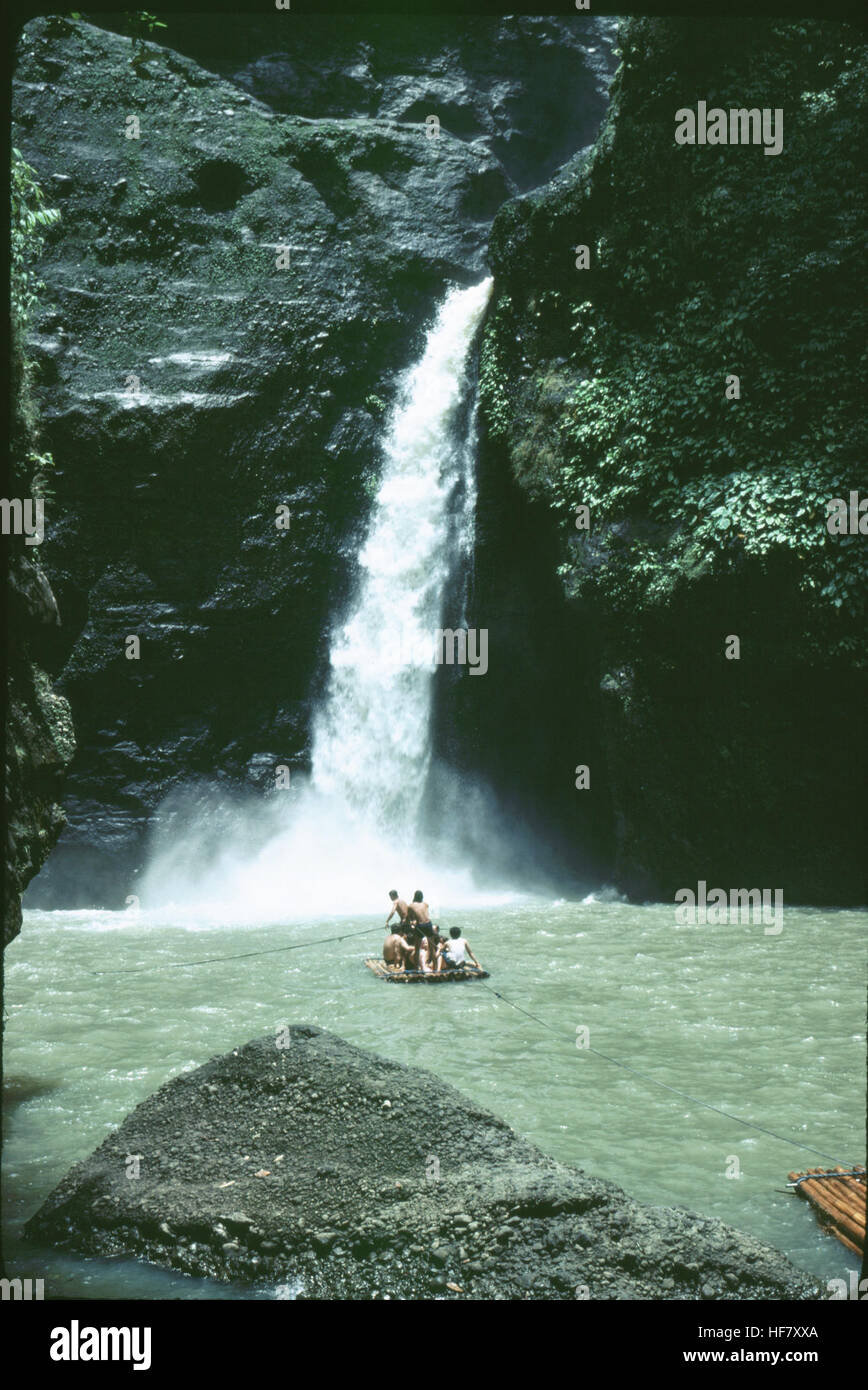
[[365, 958, 489, 983], [794, 1170, 865, 1251], [787, 1165, 866, 1256]]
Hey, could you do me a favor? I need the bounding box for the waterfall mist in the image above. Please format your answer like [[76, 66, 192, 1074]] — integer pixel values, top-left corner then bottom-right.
[[138, 279, 534, 923]]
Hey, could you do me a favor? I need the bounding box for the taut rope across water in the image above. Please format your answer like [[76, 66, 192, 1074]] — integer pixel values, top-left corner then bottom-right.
[[85, 926, 856, 1169], [476, 980, 857, 1168]]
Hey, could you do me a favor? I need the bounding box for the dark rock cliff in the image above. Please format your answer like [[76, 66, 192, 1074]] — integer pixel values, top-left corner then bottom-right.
[[121, 11, 618, 197], [4, 156, 76, 946], [15, 14, 861, 911], [474, 17, 867, 904], [3, 548, 75, 946], [12, 14, 615, 906]]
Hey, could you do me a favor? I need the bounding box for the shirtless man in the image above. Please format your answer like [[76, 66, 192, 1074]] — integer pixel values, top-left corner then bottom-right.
[[405, 892, 441, 971], [405, 890, 431, 929], [383, 928, 414, 969], [385, 889, 409, 930]]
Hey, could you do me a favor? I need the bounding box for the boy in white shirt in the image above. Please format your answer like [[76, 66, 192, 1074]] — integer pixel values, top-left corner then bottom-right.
[[437, 926, 480, 972]]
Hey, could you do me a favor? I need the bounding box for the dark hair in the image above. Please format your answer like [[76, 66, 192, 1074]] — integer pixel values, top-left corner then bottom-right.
[[413, 890, 423, 902], [449, 927, 461, 939], [389, 890, 398, 900]]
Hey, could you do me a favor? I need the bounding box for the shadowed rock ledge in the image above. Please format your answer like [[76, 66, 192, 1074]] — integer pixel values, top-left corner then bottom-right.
[[26, 1026, 820, 1300]]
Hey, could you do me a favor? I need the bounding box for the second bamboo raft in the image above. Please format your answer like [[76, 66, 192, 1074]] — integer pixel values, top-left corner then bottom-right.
[[787, 1165, 866, 1255]]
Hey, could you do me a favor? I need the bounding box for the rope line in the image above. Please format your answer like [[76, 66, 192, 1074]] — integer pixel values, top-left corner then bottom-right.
[[87, 925, 380, 976], [477, 981, 859, 1169], [85, 928, 857, 1169], [787, 1169, 865, 1188]]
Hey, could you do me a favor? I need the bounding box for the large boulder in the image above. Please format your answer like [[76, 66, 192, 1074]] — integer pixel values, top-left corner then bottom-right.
[[26, 1026, 821, 1300]]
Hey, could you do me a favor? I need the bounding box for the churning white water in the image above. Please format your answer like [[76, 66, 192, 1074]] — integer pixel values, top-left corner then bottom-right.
[[138, 280, 500, 921]]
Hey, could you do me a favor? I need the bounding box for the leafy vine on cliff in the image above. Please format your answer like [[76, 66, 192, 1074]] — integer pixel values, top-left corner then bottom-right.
[[486, 19, 867, 657]]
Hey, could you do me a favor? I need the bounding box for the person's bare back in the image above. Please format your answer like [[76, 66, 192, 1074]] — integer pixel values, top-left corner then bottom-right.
[[385, 890, 409, 929], [383, 932, 412, 967], [405, 890, 431, 926]]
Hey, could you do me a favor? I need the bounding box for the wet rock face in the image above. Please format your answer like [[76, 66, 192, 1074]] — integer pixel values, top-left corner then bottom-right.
[[26, 1026, 820, 1300], [3, 548, 75, 945], [475, 18, 868, 905], [13, 15, 615, 906], [124, 12, 619, 194]]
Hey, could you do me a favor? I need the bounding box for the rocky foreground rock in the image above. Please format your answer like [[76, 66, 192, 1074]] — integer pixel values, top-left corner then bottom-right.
[[27, 1027, 821, 1299]]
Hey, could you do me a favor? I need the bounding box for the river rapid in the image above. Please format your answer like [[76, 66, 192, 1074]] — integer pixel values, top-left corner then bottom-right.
[[3, 897, 863, 1299]]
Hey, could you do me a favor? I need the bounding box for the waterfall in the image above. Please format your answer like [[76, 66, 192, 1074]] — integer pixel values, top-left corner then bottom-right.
[[139, 279, 499, 920], [311, 278, 493, 830]]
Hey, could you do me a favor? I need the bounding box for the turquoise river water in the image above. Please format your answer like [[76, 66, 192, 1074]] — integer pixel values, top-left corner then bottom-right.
[[3, 898, 865, 1299]]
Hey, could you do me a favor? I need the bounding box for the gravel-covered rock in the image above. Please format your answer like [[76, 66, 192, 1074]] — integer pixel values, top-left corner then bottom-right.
[[26, 1026, 823, 1300]]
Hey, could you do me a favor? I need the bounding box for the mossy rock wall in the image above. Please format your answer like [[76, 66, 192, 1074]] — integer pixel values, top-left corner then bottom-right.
[[475, 17, 867, 902]]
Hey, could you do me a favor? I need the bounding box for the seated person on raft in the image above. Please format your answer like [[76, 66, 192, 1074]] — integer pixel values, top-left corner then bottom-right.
[[435, 926, 480, 973], [382, 924, 437, 974], [383, 925, 414, 968]]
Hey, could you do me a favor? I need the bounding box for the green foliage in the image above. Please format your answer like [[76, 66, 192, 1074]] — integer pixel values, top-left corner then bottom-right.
[[364, 393, 387, 415], [29, 450, 57, 505], [125, 10, 167, 66], [11, 148, 60, 327], [478, 295, 518, 441], [125, 10, 167, 39], [486, 20, 867, 659]]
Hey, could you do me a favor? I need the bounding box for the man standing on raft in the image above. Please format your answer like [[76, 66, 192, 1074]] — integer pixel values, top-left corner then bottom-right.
[[385, 889, 409, 930], [383, 890, 414, 969], [405, 890, 437, 971], [405, 890, 432, 930]]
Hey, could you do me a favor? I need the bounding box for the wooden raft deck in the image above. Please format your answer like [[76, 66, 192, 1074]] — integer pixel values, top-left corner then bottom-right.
[[787, 1166, 866, 1255], [365, 958, 489, 983]]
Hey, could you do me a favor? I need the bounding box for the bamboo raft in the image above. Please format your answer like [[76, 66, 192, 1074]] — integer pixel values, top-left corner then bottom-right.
[[365, 958, 489, 983], [787, 1166, 866, 1255]]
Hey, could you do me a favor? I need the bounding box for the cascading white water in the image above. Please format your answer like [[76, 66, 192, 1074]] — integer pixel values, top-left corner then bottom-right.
[[311, 278, 493, 829], [139, 279, 504, 920]]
